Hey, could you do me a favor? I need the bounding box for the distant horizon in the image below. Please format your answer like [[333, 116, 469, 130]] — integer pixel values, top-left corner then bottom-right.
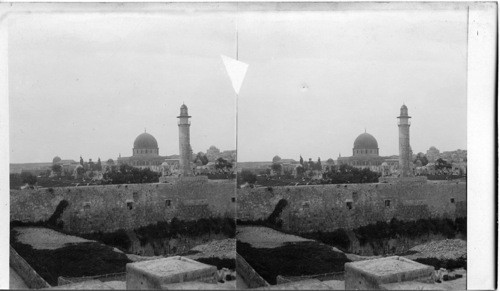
[[236, 146, 467, 164], [9, 145, 237, 165], [9, 145, 467, 165]]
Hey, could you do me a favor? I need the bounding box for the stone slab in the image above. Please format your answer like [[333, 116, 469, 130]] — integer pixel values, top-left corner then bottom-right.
[[126, 256, 217, 290], [254, 279, 331, 290], [345, 256, 434, 290], [380, 281, 445, 290], [321, 279, 345, 290], [161, 281, 236, 289], [102, 281, 127, 289], [46, 280, 113, 289], [10, 267, 29, 289]]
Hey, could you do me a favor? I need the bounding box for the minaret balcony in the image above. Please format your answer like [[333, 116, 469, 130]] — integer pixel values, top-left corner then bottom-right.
[[397, 119, 411, 126]]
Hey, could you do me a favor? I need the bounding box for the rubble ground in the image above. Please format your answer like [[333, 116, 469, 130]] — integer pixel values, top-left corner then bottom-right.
[[187, 238, 236, 259], [236, 226, 312, 248], [405, 239, 466, 261]]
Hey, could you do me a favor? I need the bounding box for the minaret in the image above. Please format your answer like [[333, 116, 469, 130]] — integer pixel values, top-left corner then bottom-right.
[[397, 104, 412, 177], [177, 103, 193, 176]]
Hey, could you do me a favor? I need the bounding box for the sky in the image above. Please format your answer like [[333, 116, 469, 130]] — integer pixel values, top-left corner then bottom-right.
[[9, 10, 237, 163], [7, 4, 468, 163], [237, 8, 468, 162]]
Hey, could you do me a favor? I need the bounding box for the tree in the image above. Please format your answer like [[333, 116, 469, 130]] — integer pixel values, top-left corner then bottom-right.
[[271, 163, 282, 174], [323, 164, 379, 184], [316, 157, 322, 170], [215, 157, 232, 172], [206, 146, 221, 162], [240, 170, 257, 185], [63, 168, 73, 179], [414, 152, 428, 166], [296, 165, 305, 177], [76, 166, 86, 178], [195, 152, 209, 165], [308, 158, 314, 170], [51, 164, 62, 175], [435, 158, 452, 170], [20, 171, 37, 185], [103, 163, 160, 184], [96, 158, 102, 171], [10, 173, 23, 189], [272, 155, 282, 163]]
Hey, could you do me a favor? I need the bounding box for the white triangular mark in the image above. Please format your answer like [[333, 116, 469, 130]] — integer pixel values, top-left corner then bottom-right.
[[221, 55, 248, 95]]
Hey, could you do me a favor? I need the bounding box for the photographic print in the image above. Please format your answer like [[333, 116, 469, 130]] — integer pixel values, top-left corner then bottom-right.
[[235, 3, 470, 290], [1, 2, 496, 290], [6, 3, 238, 289]]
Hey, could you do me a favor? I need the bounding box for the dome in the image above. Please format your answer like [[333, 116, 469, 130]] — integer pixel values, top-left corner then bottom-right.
[[353, 133, 379, 149], [133, 132, 158, 149], [53, 156, 61, 164]]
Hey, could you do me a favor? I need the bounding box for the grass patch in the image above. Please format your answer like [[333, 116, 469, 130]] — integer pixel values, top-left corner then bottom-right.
[[300, 228, 351, 252], [11, 229, 131, 286], [80, 229, 132, 252], [236, 240, 350, 285], [353, 218, 465, 246], [135, 217, 235, 246]]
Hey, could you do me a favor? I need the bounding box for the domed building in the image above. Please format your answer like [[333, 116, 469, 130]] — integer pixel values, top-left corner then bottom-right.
[[51, 155, 79, 173], [133, 132, 159, 156], [337, 132, 386, 172], [426, 146, 440, 162], [117, 131, 178, 172], [353, 132, 380, 156], [52, 156, 62, 164]]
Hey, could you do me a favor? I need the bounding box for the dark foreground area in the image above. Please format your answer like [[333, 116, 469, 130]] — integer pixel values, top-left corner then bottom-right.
[[11, 230, 131, 286], [11, 226, 236, 286], [236, 240, 350, 285]]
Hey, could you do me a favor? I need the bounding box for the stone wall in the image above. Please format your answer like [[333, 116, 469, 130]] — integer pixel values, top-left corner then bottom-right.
[[11, 179, 236, 234], [236, 253, 270, 288], [237, 180, 466, 233], [10, 245, 52, 289]]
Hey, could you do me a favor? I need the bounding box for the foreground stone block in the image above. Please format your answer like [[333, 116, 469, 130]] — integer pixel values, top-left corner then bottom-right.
[[345, 256, 434, 290], [46, 280, 113, 289], [126, 256, 217, 290], [161, 281, 235, 289], [320, 279, 345, 290], [380, 281, 445, 290], [254, 279, 331, 290]]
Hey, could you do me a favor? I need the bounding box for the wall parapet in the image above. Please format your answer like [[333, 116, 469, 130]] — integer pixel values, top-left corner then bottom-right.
[[10, 245, 52, 289], [236, 253, 270, 288]]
